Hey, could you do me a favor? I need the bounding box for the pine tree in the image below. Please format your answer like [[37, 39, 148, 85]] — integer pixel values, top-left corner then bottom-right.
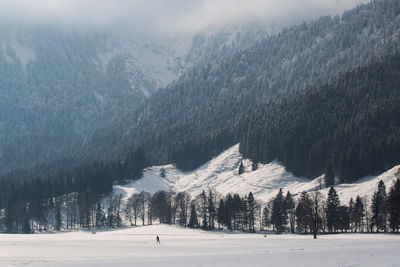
[[348, 198, 355, 231], [232, 194, 242, 230], [285, 191, 295, 233], [247, 192, 256, 232], [262, 206, 269, 231], [217, 199, 225, 229], [225, 194, 233, 230], [242, 196, 249, 231], [295, 191, 312, 233], [326, 186, 340, 232], [55, 201, 62, 231], [388, 178, 400, 232], [160, 168, 166, 178], [5, 203, 15, 233], [175, 191, 190, 227], [271, 189, 287, 232], [238, 161, 245, 175], [115, 211, 123, 227], [337, 206, 350, 232], [96, 202, 105, 227], [354, 195, 365, 232], [371, 180, 387, 232], [208, 190, 216, 230], [22, 205, 32, 234], [106, 207, 114, 228], [188, 203, 198, 228], [199, 190, 208, 229], [251, 161, 258, 171]]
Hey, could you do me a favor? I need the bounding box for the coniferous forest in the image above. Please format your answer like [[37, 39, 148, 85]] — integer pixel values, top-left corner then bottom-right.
[[0, 149, 147, 232], [239, 49, 400, 183]]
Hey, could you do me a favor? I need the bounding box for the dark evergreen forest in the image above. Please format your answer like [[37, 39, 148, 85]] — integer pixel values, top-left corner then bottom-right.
[[0, 149, 147, 232], [239, 50, 400, 183]]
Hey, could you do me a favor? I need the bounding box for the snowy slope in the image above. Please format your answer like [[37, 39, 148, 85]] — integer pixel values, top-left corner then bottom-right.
[[115, 144, 400, 204]]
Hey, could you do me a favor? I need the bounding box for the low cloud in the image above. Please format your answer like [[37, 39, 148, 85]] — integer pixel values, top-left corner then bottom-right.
[[0, 0, 367, 35]]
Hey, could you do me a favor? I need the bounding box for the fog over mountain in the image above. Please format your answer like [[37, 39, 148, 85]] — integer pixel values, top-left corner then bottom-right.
[[1, 0, 366, 35]]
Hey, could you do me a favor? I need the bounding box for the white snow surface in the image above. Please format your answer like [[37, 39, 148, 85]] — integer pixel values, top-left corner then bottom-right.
[[0, 224, 399, 267], [8, 30, 36, 70], [116, 144, 400, 204]]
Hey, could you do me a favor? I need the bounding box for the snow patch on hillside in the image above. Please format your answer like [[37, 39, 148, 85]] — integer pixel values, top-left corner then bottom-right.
[[9, 30, 36, 70], [99, 35, 188, 94], [116, 144, 400, 204]]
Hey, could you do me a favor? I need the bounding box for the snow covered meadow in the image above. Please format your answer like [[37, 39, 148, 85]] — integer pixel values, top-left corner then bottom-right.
[[1, 224, 399, 267]]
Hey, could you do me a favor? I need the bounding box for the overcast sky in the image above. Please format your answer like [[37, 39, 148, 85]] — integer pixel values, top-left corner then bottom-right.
[[0, 0, 367, 35]]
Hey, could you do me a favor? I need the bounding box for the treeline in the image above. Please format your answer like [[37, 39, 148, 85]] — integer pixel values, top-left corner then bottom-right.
[[0, 149, 147, 233], [3, 168, 399, 235], [124, 174, 400, 235], [239, 49, 400, 183]]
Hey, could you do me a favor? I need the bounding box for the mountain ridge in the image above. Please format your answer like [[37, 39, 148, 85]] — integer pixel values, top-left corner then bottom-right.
[[80, 0, 400, 178]]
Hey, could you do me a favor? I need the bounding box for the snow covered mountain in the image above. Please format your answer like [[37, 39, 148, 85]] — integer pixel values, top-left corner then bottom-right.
[[0, 22, 274, 174], [0, 26, 182, 173], [116, 144, 400, 204]]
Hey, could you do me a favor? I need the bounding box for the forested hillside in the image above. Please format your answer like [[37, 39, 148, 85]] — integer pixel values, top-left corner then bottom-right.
[[240, 49, 400, 183], [0, 23, 276, 174], [84, 0, 400, 172], [0, 27, 171, 173], [181, 22, 278, 71], [3, 0, 399, 181]]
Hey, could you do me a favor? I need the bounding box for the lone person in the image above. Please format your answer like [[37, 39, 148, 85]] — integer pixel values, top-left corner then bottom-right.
[[156, 235, 160, 244]]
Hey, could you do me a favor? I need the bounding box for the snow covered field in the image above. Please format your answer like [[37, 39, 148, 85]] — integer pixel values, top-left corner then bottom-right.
[[116, 144, 400, 204], [0, 224, 399, 267]]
